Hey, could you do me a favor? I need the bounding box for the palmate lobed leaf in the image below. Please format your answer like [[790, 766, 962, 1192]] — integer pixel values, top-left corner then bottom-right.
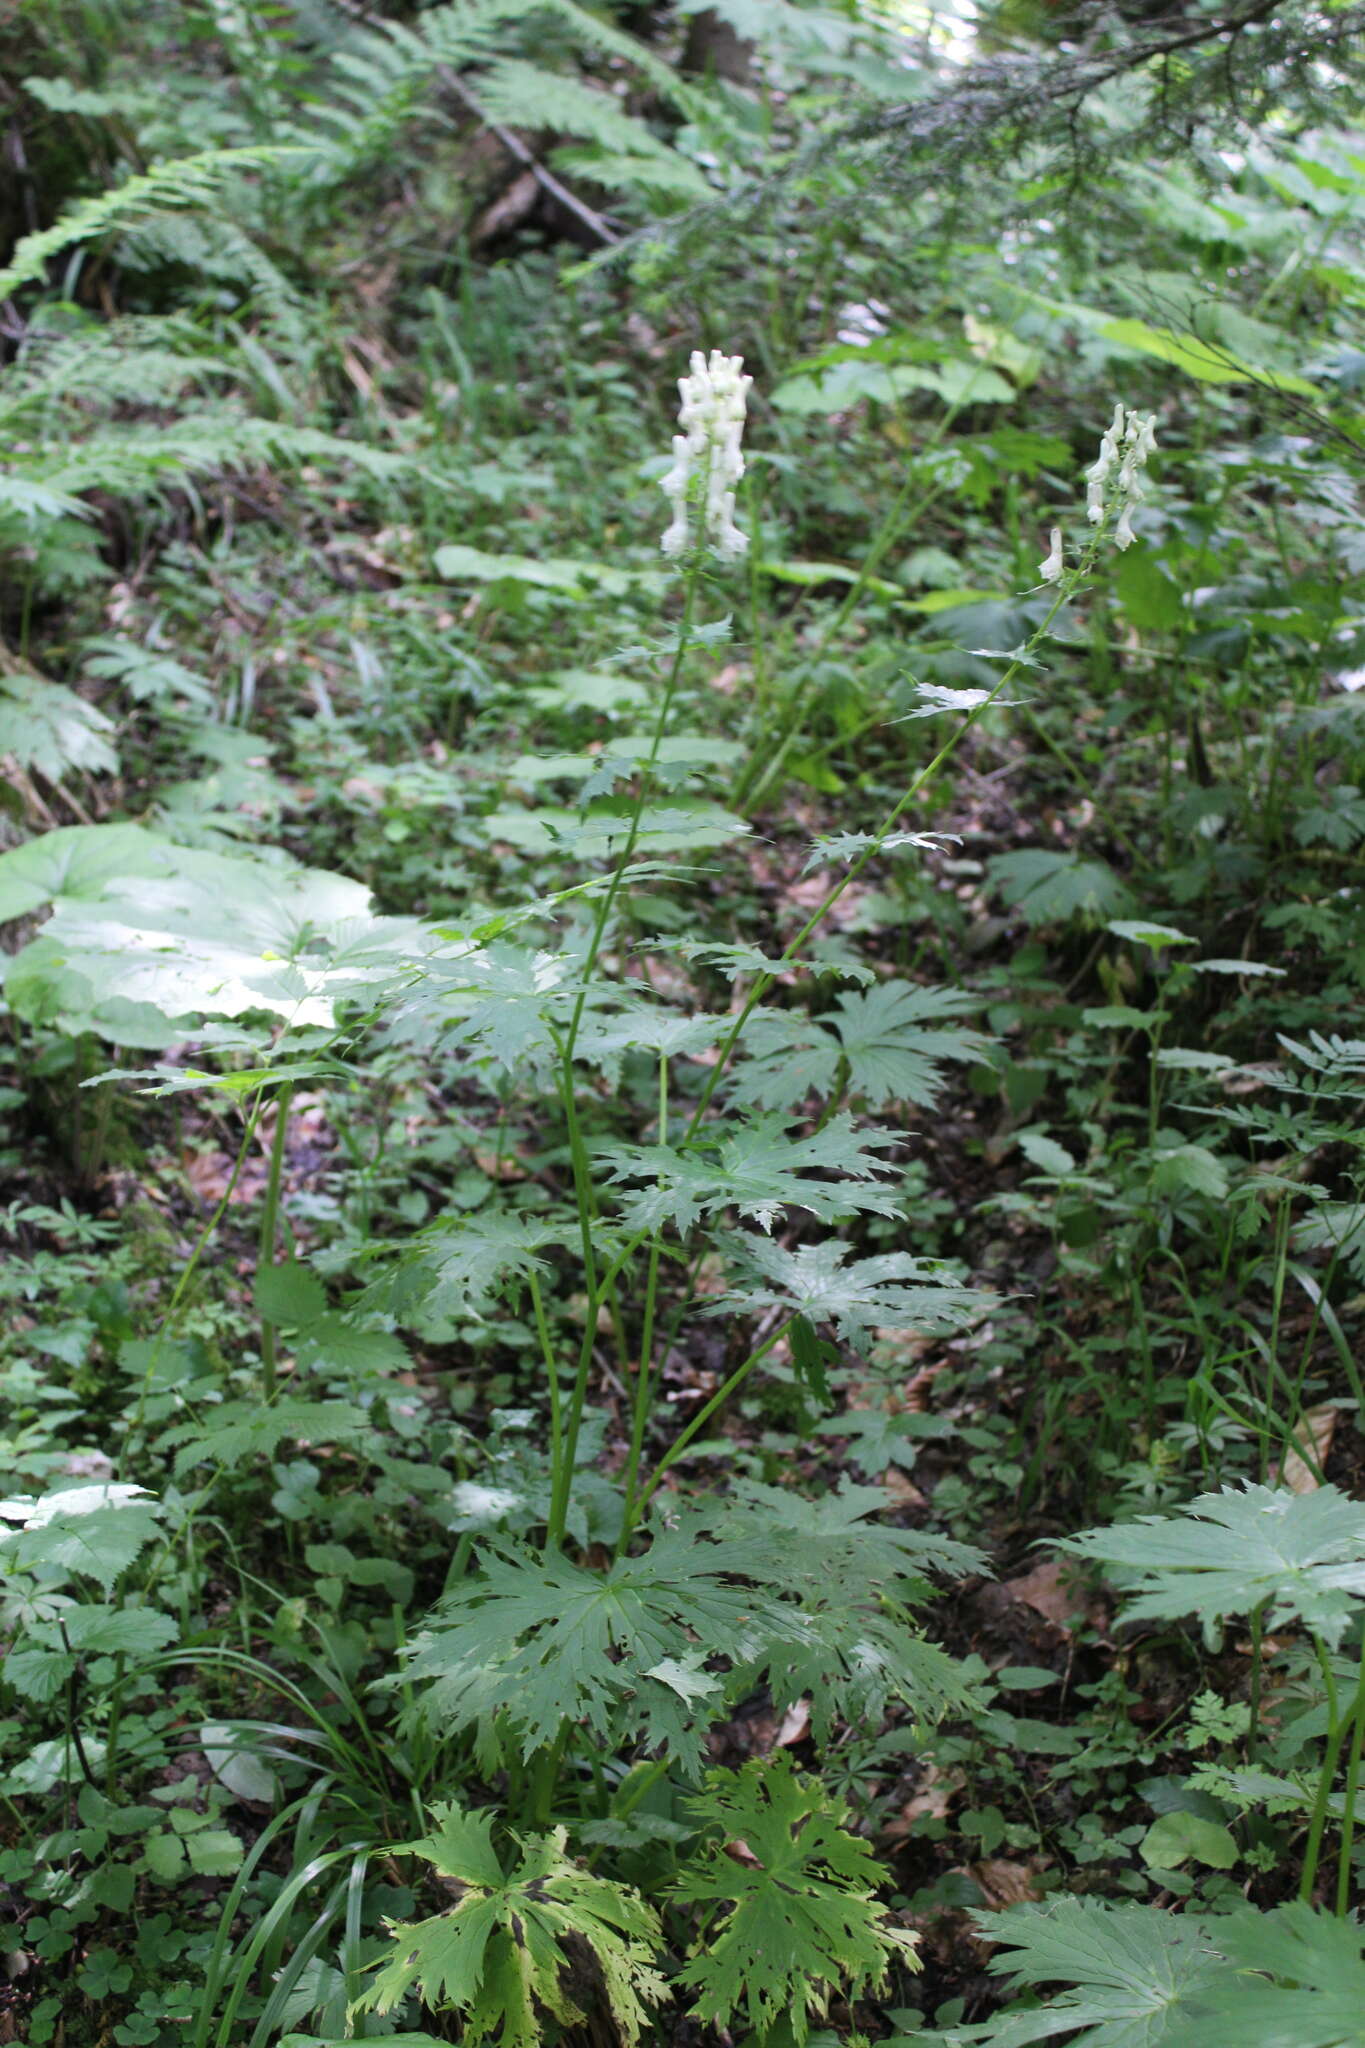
[[989, 850, 1133, 928], [716, 1478, 988, 1588], [0, 669, 118, 781], [672, 1755, 918, 2044], [1056, 1483, 1365, 1640], [1169, 1903, 1365, 2048], [946, 1897, 1227, 2047], [0, 823, 433, 1043], [354, 1804, 665, 2045], [377, 1211, 578, 1324], [731, 980, 993, 1114], [713, 1480, 987, 1738], [392, 1527, 797, 1774], [397, 1490, 982, 1771], [946, 1900, 1365, 2048], [405, 941, 586, 1071], [713, 1233, 988, 1347], [595, 1113, 904, 1233]]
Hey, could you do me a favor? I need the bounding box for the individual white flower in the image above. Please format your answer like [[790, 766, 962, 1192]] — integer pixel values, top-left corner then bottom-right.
[[661, 349, 752, 561], [1039, 526, 1064, 583]]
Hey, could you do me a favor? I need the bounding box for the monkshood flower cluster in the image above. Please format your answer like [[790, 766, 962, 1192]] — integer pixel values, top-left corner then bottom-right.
[[1086, 402, 1158, 548], [1040, 401, 1158, 581], [661, 349, 751, 561]]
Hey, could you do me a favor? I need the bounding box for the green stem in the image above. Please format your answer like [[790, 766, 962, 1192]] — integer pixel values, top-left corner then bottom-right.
[[527, 1272, 562, 1521], [529, 1729, 568, 1827], [1335, 1630, 1365, 1916], [609, 1754, 672, 1827], [119, 1090, 268, 1477], [545, 1032, 614, 1551], [619, 1054, 669, 1547], [545, 558, 704, 1547], [1261, 1199, 1293, 1480], [1246, 1603, 1264, 1761], [628, 1315, 796, 1534], [258, 1080, 294, 1397], [1301, 1633, 1344, 1903]]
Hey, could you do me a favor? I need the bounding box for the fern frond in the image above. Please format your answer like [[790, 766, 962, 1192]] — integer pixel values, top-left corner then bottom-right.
[[477, 59, 679, 163], [299, 0, 525, 171], [554, 150, 709, 201], [113, 214, 307, 324], [0, 320, 232, 428], [0, 145, 314, 302], [535, 0, 709, 114], [0, 477, 89, 525], [19, 411, 406, 511], [298, 0, 710, 189]]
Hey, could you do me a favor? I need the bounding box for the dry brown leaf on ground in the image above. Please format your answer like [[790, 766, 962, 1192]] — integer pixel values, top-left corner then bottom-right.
[[903, 1358, 951, 1408], [882, 1466, 928, 1511], [1274, 1404, 1338, 1494], [882, 1763, 965, 1840], [967, 1859, 1044, 1909], [183, 1149, 267, 1207], [472, 1149, 527, 1182], [742, 1698, 812, 1758], [1001, 1558, 1082, 1630], [774, 1699, 811, 1749], [708, 663, 747, 696]]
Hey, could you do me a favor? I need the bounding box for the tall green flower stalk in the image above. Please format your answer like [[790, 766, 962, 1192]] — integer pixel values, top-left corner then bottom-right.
[[544, 350, 753, 1551], [541, 390, 1157, 1552], [603, 402, 1158, 1542]]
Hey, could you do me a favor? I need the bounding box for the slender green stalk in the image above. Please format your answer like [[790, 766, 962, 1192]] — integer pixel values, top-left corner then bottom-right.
[[527, 1271, 563, 1509], [545, 560, 705, 1547], [619, 1054, 670, 1544], [529, 1729, 568, 1828], [615, 550, 1099, 1533], [1260, 1199, 1293, 1480], [119, 1088, 270, 1476], [1336, 1630, 1365, 1915], [57, 1624, 97, 1790], [257, 1080, 294, 1396], [1301, 1633, 1344, 1903], [561, 570, 701, 1071], [628, 1314, 796, 1533], [1246, 1603, 1264, 1760]]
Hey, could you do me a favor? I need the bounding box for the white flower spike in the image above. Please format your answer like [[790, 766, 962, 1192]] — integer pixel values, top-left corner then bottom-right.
[[661, 349, 752, 562], [1039, 526, 1064, 584], [1086, 403, 1158, 547]]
